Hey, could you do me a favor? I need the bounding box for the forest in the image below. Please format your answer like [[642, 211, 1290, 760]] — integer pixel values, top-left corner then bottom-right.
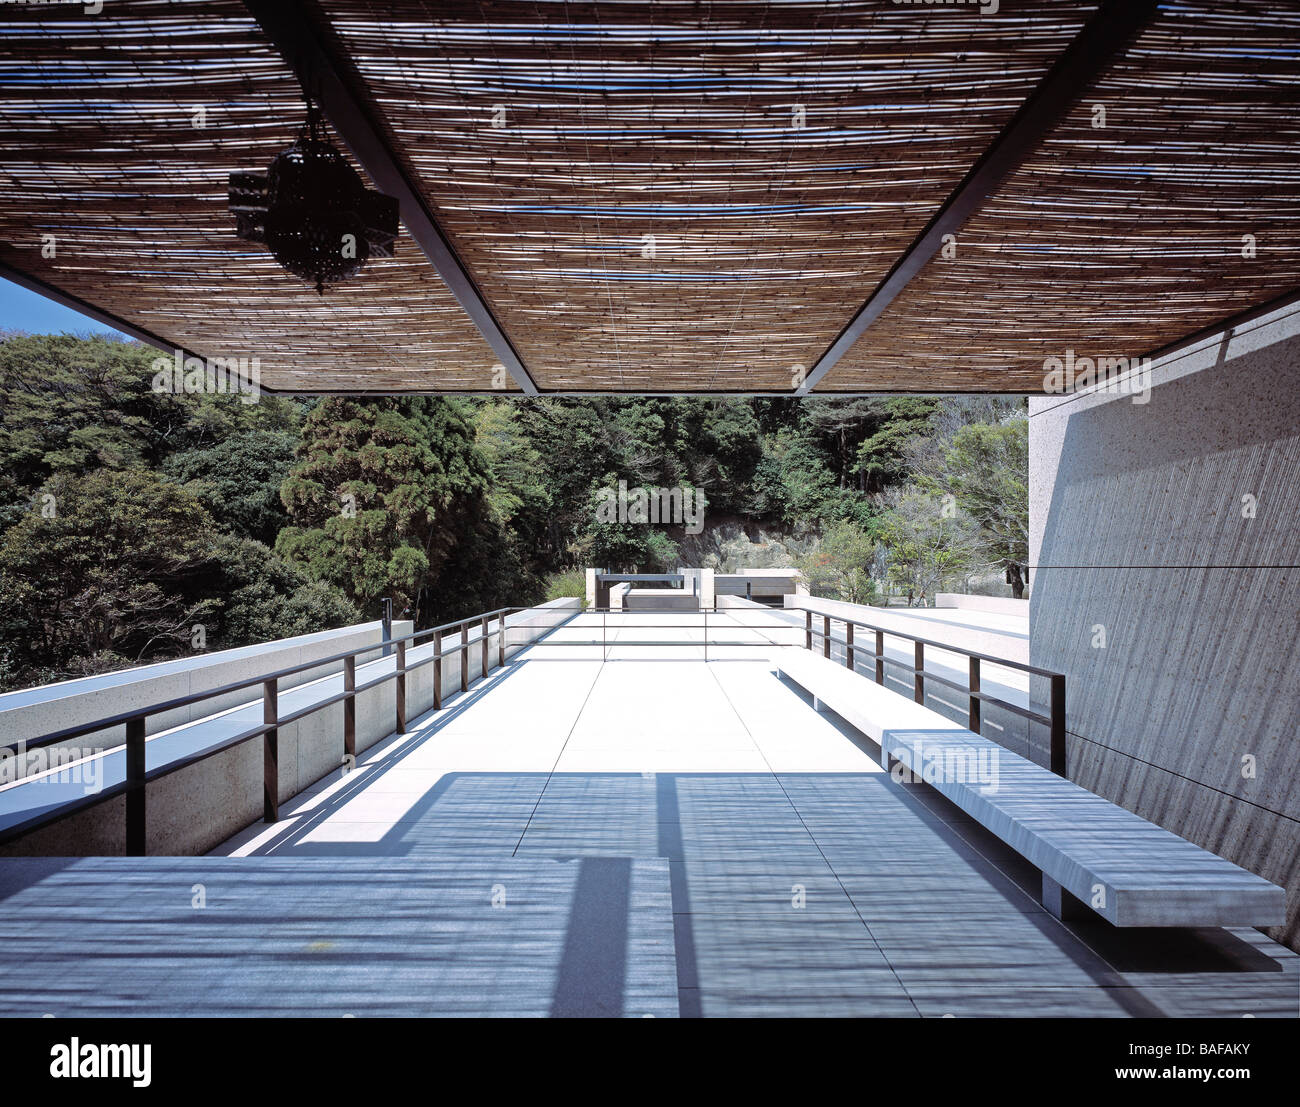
[[0, 333, 1028, 691]]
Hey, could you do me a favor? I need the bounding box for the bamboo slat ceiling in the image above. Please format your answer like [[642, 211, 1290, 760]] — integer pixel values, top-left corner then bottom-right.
[[0, 0, 510, 392], [825, 0, 1300, 392], [323, 0, 1094, 391], [1, 0, 1299, 394]]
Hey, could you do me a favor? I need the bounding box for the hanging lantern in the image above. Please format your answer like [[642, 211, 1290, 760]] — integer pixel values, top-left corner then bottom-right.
[[229, 105, 398, 294]]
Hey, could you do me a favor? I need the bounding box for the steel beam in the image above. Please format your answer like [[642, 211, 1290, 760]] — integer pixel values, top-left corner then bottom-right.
[[0, 260, 203, 363], [795, 0, 1158, 395], [243, 0, 539, 395]]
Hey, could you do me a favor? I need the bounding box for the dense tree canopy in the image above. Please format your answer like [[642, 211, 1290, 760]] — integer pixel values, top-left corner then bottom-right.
[[0, 333, 1029, 690], [275, 398, 491, 624]]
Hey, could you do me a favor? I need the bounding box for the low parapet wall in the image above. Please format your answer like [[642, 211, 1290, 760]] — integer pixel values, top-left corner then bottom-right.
[[0, 599, 578, 858], [935, 593, 1030, 617], [0, 620, 408, 784]]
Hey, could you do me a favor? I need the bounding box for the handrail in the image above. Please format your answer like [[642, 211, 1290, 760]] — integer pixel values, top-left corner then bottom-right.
[[0, 600, 1064, 855], [3, 607, 521, 754], [0, 605, 532, 852], [798, 612, 1066, 777], [570, 605, 1068, 777], [778, 601, 1057, 678]]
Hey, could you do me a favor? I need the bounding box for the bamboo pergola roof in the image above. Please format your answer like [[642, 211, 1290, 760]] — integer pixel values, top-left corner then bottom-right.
[[1, 0, 1298, 395]]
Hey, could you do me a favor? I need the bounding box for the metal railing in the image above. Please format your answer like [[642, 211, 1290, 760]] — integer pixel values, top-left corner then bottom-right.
[[534, 606, 1068, 777], [799, 610, 1066, 777], [525, 608, 803, 661], [0, 607, 523, 853], [0, 603, 1067, 854]]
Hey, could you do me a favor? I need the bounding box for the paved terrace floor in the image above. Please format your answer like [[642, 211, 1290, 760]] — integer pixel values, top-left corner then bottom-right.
[[0, 611, 1295, 1017]]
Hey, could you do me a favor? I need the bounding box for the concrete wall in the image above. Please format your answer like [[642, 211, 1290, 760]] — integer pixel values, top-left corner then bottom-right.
[[716, 569, 804, 601], [1029, 299, 1300, 952], [935, 593, 1029, 617], [0, 600, 579, 858], [0, 620, 408, 783], [623, 589, 698, 612]]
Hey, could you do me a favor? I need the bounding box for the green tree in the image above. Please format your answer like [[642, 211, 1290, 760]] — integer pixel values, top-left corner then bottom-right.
[[878, 487, 983, 606], [795, 520, 878, 604], [576, 478, 680, 572], [853, 397, 939, 491], [276, 398, 489, 624], [165, 428, 298, 545], [943, 416, 1030, 596], [801, 398, 882, 488], [190, 534, 359, 647], [0, 469, 220, 684], [0, 333, 300, 530]]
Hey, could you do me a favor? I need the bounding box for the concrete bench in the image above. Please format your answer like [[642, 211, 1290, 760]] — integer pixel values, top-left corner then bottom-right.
[[773, 648, 1286, 929]]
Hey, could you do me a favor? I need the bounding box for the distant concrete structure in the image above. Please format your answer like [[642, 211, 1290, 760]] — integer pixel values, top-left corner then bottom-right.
[[585, 566, 792, 610], [715, 567, 807, 606]]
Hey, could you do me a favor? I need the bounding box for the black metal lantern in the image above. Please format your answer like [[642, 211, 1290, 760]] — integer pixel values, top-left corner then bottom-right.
[[229, 105, 398, 294]]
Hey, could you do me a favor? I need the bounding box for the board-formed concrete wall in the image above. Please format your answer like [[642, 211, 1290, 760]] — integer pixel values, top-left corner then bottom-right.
[[1029, 299, 1300, 952]]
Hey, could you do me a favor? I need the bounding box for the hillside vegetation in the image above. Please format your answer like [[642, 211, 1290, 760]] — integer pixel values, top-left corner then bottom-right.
[[0, 334, 1027, 689]]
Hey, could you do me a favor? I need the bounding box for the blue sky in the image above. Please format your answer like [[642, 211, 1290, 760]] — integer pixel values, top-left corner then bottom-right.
[[0, 277, 127, 339]]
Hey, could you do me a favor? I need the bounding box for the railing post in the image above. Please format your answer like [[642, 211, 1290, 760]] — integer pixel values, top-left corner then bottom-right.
[[395, 639, 407, 734], [875, 630, 885, 684], [125, 716, 146, 856], [914, 641, 925, 705], [433, 633, 443, 710], [805, 610, 812, 651], [381, 596, 393, 658], [263, 677, 278, 823], [343, 655, 356, 761], [968, 656, 981, 734], [460, 622, 469, 692], [823, 615, 831, 660], [481, 615, 490, 677], [845, 623, 854, 671], [498, 612, 506, 668], [1050, 673, 1067, 776]]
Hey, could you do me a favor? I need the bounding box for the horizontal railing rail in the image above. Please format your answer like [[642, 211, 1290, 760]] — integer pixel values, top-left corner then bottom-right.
[[0, 606, 538, 852], [0, 602, 1064, 854], [554, 606, 1068, 777]]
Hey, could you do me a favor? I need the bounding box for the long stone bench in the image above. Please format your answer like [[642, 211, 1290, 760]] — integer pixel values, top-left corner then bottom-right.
[[773, 647, 1287, 929]]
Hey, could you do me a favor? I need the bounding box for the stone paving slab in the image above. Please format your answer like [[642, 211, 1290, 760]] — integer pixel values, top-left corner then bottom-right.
[[0, 856, 677, 1018]]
